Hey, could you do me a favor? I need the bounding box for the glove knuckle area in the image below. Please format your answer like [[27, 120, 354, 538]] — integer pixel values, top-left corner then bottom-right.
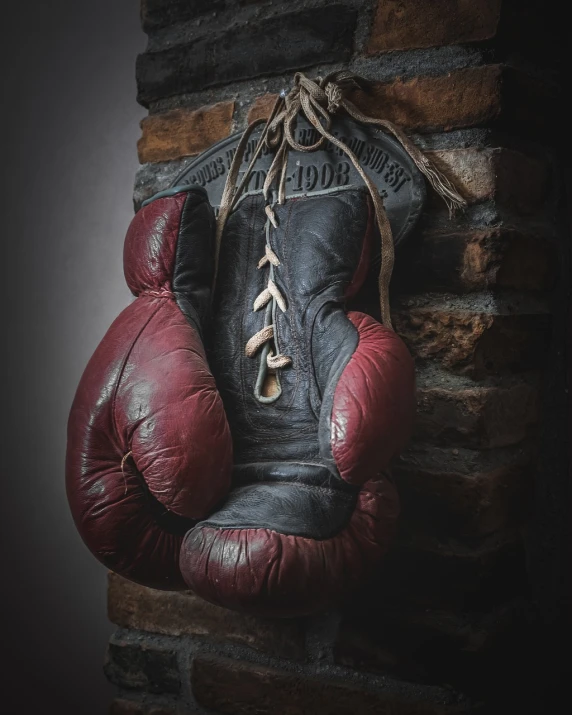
[[66, 431, 190, 591], [66, 299, 227, 590], [179, 477, 399, 617], [330, 311, 416, 486], [71, 461, 189, 591], [115, 300, 233, 519]]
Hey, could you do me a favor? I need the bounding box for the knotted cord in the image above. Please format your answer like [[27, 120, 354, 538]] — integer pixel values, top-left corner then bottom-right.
[[215, 70, 466, 349]]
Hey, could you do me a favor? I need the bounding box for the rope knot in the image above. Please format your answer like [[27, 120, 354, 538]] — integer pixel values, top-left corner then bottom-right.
[[325, 82, 343, 113]]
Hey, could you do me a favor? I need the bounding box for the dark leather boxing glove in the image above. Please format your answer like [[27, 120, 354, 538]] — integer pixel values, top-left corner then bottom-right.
[[180, 187, 415, 616], [66, 186, 232, 590]]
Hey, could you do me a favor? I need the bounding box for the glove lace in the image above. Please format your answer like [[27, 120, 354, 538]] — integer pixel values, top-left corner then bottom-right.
[[245, 245, 292, 369]]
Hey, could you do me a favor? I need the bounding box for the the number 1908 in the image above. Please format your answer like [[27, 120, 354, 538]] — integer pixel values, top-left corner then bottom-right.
[[291, 162, 351, 192]]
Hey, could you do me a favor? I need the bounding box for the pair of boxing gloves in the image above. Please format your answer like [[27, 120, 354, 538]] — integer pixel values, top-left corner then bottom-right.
[[66, 184, 415, 617]]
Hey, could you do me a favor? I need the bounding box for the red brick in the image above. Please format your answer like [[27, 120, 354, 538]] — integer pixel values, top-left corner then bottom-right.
[[247, 93, 278, 124], [104, 636, 180, 695], [191, 656, 472, 714], [108, 573, 305, 660], [367, 0, 502, 53], [349, 66, 503, 132], [137, 102, 234, 163], [394, 304, 551, 378]]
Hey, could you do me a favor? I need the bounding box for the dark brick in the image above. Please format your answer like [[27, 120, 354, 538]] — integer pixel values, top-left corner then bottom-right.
[[368, 0, 502, 54], [414, 380, 539, 449], [108, 573, 305, 660], [493, 233, 557, 292], [335, 599, 527, 685], [141, 0, 225, 32], [191, 656, 473, 714], [134, 159, 192, 210], [397, 229, 557, 295], [380, 530, 528, 610], [104, 635, 180, 695], [394, 304, 551, 378], [502, 65, 561, 137], [394, 444, 534, 538], [137, 6, 357, 106], [497, 1, 566, 69], [490, 149, 550, 213]]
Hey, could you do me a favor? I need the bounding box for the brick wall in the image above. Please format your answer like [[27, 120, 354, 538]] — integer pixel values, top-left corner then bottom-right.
[[107, 1, 569, 712]]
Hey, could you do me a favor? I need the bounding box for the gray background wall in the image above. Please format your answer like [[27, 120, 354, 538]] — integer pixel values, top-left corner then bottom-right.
[[1, 2, 145, 711]]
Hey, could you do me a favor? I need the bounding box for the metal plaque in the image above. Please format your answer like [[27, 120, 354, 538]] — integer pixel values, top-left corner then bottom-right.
[[172, 116, 426, 247]]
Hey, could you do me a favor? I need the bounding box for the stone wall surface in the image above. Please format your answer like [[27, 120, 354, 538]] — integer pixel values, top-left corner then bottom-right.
[[107, 1, 569, 712]]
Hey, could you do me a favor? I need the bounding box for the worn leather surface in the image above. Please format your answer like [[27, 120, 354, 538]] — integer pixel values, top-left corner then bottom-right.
[[181, 476, 399, 618], [329, 312, 416, 486], [66, 187, 232, 590], [198, 481, 357, 538], [180, 187, 415, 615]]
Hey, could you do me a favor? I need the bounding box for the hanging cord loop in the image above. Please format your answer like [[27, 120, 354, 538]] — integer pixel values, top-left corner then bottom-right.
[[215, 71, 467, 330]]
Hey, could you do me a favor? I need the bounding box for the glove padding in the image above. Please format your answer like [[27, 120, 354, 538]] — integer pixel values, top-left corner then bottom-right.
[[66, 187, 232, 590]]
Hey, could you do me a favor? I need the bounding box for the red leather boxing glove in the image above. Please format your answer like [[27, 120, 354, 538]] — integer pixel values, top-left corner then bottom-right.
[[66, 186, 232, 590]]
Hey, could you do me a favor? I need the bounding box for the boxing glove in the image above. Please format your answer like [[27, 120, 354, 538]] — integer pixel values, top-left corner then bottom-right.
[[180, 187, 415, 616], [66, 186, 232, 590]]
